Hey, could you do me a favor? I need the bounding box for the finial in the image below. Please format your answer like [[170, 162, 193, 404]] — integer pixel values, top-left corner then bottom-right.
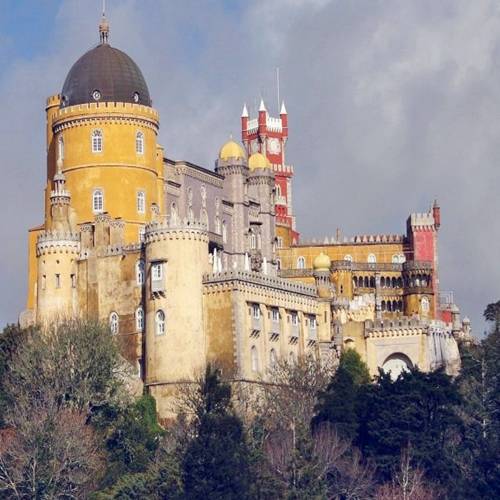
[[241, 103, 249, 118], [229, 133, 233, 140], [259, 98, 266, 112], [280, 101, 287, 115], [99, 0, 110, 44]]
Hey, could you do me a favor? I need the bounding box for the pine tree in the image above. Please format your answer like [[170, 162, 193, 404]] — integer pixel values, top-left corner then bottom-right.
[[182, 365, 252, 499]]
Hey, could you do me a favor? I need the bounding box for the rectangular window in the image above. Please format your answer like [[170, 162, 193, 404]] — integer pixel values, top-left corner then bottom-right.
[[55, 274, 61, 289], [138, 226, 146, 243], [137, 191, 145, 214], [42, 275, 46, 290], [272, 308, 280, 322], [310, 316, 317, 329], [71, 274, 76, 288], [291, 311, 298, 326], [252, 303, 260, 319], [152, 263, 163, 281]]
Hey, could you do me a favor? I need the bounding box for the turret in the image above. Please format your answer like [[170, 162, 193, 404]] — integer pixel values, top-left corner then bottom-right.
[[432, 199, 441, 229], [313, 252, 332, 299], [216, 139, 249, 270], [280, 101, 288, 139], [144, 218, 209, 418], [36, 164, 80, 323], [241, 104, 249, 145]]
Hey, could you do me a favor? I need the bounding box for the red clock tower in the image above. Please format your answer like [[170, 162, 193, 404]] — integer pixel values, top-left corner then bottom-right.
[[241, 99, 299, 246]]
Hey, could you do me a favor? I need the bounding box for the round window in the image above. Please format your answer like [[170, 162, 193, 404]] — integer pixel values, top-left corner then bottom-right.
[[133, 92, 140, 103], [92, 90, 101, 101]]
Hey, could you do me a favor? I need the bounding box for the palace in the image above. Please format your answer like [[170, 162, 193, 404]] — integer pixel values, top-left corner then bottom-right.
[[20, 15, 470, 417]]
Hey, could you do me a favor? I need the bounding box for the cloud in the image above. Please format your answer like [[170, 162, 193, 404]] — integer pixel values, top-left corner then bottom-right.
[[0, 0, 497, 334]]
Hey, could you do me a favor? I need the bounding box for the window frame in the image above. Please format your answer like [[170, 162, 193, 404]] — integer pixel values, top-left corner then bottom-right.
[[136, 307, 144, 331], [91, 129, 103, 153], [135, 131, 144, 155], [92, 188, 104, 214], [155, 310, 166, 335], [109, 312, 119, 335], [137, 190, 146, 214]]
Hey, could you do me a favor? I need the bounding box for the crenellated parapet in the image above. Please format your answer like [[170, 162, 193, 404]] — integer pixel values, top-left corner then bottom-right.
[[52, 101, 160, 133], [144, 217, 208, 243], [36, 231, 80, 256]]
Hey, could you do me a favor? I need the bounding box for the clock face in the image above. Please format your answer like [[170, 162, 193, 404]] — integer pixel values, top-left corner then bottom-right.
[[251, 140, 260, 153], [268, 138, 281, 154]]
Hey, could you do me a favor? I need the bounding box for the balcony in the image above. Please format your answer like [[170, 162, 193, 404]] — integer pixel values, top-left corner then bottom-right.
[[289, 323, 300, 343], [269, 320, 281, 341], [251, 316, 262, 337]]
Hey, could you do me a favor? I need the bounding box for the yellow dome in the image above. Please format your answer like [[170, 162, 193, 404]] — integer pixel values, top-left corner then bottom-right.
[[313, 252, 331, 271], [219, 140, 246, 161], [248, 152, 271, 170]]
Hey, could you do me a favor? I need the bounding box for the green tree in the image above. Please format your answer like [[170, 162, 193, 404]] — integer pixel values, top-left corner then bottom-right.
[[182, 365, 252, 500], [312, 349, 370, 440], [100, 394, 164, 487], [357, 369, 461, 485]]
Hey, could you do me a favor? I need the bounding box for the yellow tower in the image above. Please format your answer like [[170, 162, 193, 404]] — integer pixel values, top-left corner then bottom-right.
[[144, 219, 209, 417], [26, 14, 164, 316]]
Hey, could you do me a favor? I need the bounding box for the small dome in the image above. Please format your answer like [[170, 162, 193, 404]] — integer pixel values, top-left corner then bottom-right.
[[219, 140, 246, 161], [248, 152, 271, 170], [313, 252, 331, 271]]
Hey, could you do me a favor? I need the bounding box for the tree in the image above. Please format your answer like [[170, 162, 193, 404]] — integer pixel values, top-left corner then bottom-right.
[[312, 349, 370, 440], [100, 394, 164, 487], [375, 448, 441, 500], [357, 369, 461, 485], [182, 365, 252, 499], [0, 406, 103, 499]]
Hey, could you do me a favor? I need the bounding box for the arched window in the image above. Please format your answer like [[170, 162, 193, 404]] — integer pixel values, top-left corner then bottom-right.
[[155, 310, 166, 335], [421, 296, 430, 313], [136, 260, 145, 285], [364, 276, 369, 288], [381, 300, 386, 311], [353, 277, 358, 288], [109, 312, 119, 335], [251, 346, 259, 372], [392, 277, 397, 288], [250, 232, 257, 250], [170, 202, 178, 223], [392, 254, 399, 264], [380, 277, 386, 288], [91, 129, 103, 153], [276, 184, 282, 198], [344, 254, 353, 262], [188, 207, 194, 220], [215, 216, 221, 234], [136, 131, 144, 154], [297, 256, 305, 269], [136, 307, 144, 331], [270, 349, 277, 369], [58, 135, 64, 161], [222, 221, 227, 244], [137, 191, 145, 214], [276, 258, 281, 270], [92, 189, 104, 213], [370, 276, 376, 288], [367, 253, 376, 264], [138, 226, 146, 243]]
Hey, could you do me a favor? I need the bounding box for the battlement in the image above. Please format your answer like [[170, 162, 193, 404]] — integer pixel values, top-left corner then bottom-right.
[[144, 216, 208, 242], [36, 230, 80, 256], [52, 101, 159, 126], [46, 94, 61, 108], [408, 212, 435, 229], [298, 233, 405, 246], [203, 270, 317, 297], [364, 317, 452, 335]]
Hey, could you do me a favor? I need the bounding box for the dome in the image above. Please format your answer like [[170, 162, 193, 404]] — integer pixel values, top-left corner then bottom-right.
[[313, 252, 331, 271], [219, 140, 246, 161], [60, 43, 151, 108], [248, 152, 271, 170]]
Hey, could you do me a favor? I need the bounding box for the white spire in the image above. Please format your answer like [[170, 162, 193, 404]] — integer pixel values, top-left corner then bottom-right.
[[259, 98, 267, 112], [280, 101, 287, 115], [241, 103, 249, 118]]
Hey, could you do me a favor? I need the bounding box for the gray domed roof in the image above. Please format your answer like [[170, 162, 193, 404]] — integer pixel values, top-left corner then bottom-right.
[[60, 43, 151, 108]]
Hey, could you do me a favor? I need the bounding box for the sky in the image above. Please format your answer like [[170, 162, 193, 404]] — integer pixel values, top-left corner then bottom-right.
[[0, 0, 498, 334]]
